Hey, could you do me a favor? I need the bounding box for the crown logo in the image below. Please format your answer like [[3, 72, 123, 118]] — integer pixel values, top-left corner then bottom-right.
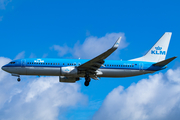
[[65, 68, 70, 72], [155, 46, 162, 50]]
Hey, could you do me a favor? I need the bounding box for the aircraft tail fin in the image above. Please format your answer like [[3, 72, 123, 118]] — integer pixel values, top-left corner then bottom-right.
[[130, 32, 172, 62], [153, 56, 177, 66]]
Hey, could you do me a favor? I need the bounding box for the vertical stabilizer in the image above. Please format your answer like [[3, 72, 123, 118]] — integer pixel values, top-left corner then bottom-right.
[[130, 32, 172, 62]]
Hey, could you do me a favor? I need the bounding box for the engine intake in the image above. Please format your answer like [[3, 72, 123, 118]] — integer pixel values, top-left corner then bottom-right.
[[61, 66, 78, 76], [59, 76, 80, 83]]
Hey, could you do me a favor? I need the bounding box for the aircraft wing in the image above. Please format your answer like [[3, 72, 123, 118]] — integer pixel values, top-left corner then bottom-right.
[[77, 37, 122, 74]]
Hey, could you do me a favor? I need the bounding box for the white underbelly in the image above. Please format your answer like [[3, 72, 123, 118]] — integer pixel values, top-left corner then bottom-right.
[[7, 67, 155, 78], [99, 69, 155, 77], [12, 67, 60, 76]]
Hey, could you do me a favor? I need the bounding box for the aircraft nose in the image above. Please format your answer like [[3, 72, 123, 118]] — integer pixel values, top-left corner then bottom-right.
[[1, 66, 5, 71], [1, 66, 7, 71]]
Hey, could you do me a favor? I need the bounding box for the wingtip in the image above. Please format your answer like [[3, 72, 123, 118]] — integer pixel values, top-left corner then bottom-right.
[[113, 37, 122, 48], [165, 32, 172, 35], [174, 56, 178, 59]]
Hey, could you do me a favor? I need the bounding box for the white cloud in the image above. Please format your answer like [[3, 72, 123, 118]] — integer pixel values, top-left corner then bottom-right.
[[52, 32, 128, 59], [93, 68, 180, 120], [52, 44, 71, 57], [0, 57, 87, 120], [42, 53, 48, 58], [0, 0, 11, 9], [0, 57, 11, 81], [14, 51, 25, 60], [29, 53, 36, 58]]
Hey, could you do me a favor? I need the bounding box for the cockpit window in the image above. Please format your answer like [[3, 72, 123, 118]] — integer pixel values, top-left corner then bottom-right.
[[9, 62, 15, 64]]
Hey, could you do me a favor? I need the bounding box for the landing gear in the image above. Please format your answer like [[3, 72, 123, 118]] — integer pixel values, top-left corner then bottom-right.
[[84, 73, 91, 86], [84, 80, 90, 86], [17, 77, 21, 82]]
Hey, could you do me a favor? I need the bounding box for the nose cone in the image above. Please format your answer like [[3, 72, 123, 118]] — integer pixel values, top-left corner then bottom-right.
[[1, 66, 4, 71], [1, 65, 7, 71]]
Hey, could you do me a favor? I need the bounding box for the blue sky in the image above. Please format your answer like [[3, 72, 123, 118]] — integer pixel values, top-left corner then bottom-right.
[[1, 0, 180, 120]]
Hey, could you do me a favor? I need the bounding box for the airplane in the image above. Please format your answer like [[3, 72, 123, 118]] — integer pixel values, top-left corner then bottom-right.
[[1, 32, 177, 86]]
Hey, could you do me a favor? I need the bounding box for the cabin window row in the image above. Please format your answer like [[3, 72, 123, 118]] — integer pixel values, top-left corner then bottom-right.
[[26, 62, 135, 67], [104, 64, 135, 67], [27, 62, 60, 65], [26, 62, 77, 66]]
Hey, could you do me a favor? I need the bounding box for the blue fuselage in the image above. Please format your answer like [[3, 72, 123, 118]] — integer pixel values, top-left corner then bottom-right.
[[2, 58, 165, 78]]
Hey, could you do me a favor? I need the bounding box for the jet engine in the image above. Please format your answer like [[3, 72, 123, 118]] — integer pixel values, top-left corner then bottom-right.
[[61, 66, 78, 76], [59, 76, 80, 83]]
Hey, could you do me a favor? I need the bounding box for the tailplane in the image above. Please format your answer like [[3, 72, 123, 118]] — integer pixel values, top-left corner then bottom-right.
[[153, 56, 177, 66], [130, 32, 172, 62]]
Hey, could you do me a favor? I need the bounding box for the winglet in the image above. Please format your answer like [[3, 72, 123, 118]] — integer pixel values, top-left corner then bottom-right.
[[112, 37, 122, 48], [153, 56, 177, 66]]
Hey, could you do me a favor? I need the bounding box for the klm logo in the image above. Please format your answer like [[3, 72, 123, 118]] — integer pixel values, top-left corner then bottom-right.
[[34, 59, 44, 63], [65, 68, 70, 72], [151, 46, 166, 55]]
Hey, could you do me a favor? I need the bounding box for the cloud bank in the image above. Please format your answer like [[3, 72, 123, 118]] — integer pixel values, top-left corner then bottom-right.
[[0, 0, 11, 9], [52, 32, 128, 59], [93, 67, 180, 120], [14, 51, 25, 60], [0, 57, 87, 120]]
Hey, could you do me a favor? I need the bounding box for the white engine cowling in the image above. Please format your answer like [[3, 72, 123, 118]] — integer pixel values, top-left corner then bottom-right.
[[61, 67, 77, 76], [59, 76, 80, 83]]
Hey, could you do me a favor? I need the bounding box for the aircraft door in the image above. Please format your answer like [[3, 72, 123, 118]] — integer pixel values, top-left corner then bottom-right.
[[21, 59, 26, 67], [139, 63, 143, 70]]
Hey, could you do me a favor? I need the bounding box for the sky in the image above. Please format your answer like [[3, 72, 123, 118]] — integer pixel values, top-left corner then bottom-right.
[[0, 0, 180, 120]]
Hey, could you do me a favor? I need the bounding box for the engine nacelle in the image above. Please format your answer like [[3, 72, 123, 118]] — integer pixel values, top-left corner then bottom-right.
[[61, 66, 78, 76], [59, 76, 80, 83]]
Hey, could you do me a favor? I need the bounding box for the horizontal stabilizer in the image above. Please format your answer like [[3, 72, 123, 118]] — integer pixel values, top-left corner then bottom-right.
[[153, 56, 177, 66]]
